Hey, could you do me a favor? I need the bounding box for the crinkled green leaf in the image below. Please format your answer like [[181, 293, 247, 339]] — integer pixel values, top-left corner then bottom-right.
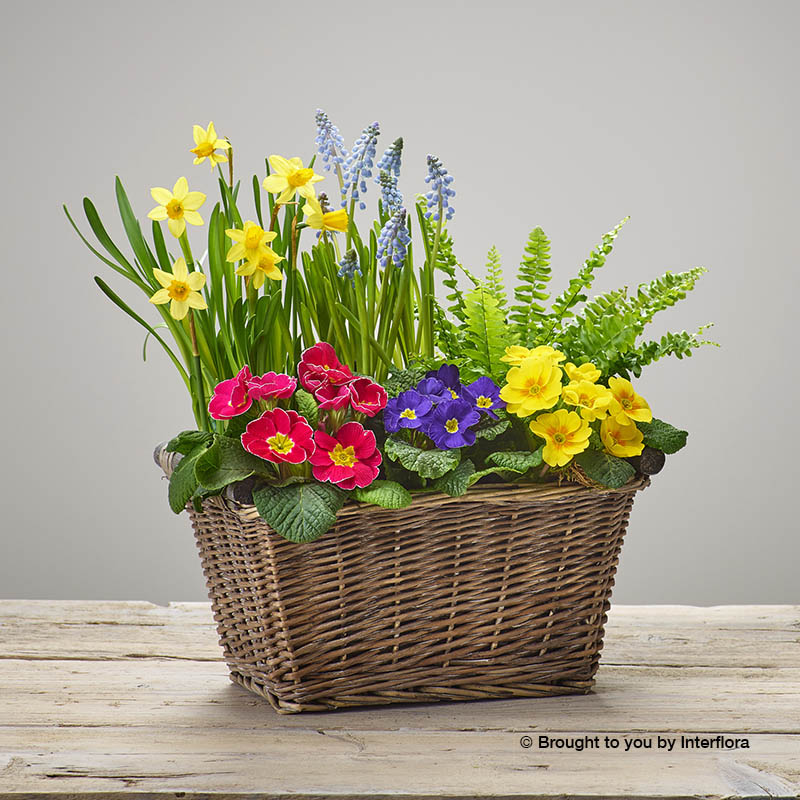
[[194, 435, 272, 492], [167, 441, 212, 514], [384, 436, 461, 479], [474, 417, 511, 441], [638, 418, 688, 455], [351, 480, 413, 509], [486, 448, 543, 473], [575, 449, 635, 488], [432, 458, 475, 497], [294, 389, 319, 430], [253, 482, 346, 543], [166, 430, 214, 456]]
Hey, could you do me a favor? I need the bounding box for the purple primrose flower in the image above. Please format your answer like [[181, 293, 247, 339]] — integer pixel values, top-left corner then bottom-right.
[[424, 399, 480, 449], [425, 364, 461, 399], [384, 390, 433, 434], [414, 377, 451, 403], [462, 376, 506, 419]]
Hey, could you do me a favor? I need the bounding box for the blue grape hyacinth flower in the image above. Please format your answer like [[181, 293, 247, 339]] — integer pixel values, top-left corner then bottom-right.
[[424, 154, 455, 222], [314, 109, 347, 173], [342, 121, 380, 210], [376, 207, 411, 268]]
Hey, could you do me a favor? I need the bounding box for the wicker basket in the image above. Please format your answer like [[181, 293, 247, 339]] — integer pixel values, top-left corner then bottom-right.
[[156, 446, 648, 713]]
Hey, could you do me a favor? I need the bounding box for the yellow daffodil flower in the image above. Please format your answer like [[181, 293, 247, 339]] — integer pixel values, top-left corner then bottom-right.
[[303, 196, 348, 233], [237, 250, 284, 289], [225, 221, 278, 268], [500, 344, 566, 366], [564, 361, 601, 383], [562, 380, 613, 421], [601, 416, 645, 458], [499, 357, 563, 416], [529, 409, 591, 467], [607, 376, 652, 425], [190, 121, 231, 168], [262, 155, 324, 204], [147, 177, 206, 238], [149, 258, 207, 320]]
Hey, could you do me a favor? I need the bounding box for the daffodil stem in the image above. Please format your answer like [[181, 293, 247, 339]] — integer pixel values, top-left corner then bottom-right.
[[269, 202, 281, 233], [178, 232, 195, 270], [189, 311, 209, 432], [227, 141, 234, 189]]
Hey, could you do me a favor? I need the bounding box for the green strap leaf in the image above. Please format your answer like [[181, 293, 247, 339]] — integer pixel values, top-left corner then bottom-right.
[[253, 482, 346, 543]]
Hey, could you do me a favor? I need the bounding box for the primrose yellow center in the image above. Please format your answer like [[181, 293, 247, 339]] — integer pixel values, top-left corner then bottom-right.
[[621, 398, 633, 409], [329, 443, 356, 467], [168, 280, 190, 301], [449, 388, 459, 399], [166, 199, 184, 219], [579, 394, 591, 406], [526, 382, 542, 396], [244, 227, 263, 249], [400, 408, 417, 420], [266, 432, 294, 455], [445, 418, 459, 434], [193, 142, 214, 157], [477, 396, 493, 408], [553, 432, 566, 444], [288, 168, 314, 187]]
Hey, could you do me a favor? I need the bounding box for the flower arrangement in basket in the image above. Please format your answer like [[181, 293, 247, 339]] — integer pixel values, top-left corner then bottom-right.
[[67, 112, 715, 711]]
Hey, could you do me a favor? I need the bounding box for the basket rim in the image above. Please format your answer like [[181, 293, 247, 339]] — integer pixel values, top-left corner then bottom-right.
[[155, 440, 648, 519]]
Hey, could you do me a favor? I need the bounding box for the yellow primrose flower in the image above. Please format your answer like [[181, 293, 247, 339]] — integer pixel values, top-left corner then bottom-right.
[[564, 361, 601, 383], [149, 258, 207, 320], [499, 357, 563, 416], [237, 249, 284, 289], [601, 416, 644, 458], [190, 121, 231, 168], [607, 376, 653, 425], [225, 221, 278, 268], [562, 380, 613, 422], [500, 344, 565, 366], [529, 409, 591, 467], [303, 196, 349, 233], [147, 177, 206, 238], [262, 155, 324, 204]]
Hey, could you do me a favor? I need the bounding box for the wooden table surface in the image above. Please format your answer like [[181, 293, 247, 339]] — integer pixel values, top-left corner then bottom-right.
[[0, 601, 798, 799]]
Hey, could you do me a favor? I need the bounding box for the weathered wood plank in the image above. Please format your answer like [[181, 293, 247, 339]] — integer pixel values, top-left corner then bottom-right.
[[1, 730, 798, 798], [1, 659, 798, 733], [1, 603, 798, 798], [1, 602, 798, 669]]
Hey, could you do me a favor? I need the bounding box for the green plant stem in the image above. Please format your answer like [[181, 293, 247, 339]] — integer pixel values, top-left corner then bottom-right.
[[189, 311, 209, 431], [226, 139, 234, 189], [423, 198, 444, 358]]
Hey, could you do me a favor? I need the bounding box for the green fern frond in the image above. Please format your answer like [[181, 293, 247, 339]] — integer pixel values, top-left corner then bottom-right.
[[542, 217, 629, 344], [629, 267, 707, 325], [463, 286, 513, 382], [612, 325, 718, 378], [483, 246, 506, 309], [510, 226, 551, 343]]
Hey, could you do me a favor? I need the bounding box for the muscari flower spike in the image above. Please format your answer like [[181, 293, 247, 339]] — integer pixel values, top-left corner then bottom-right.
[[424, 154, 455, 221], [342, 121, 380, 210], [377, 171, 403, 212], [376, 208, 411, 269], [314, 109, 347, 174], [337, 249, 362, 285], [376, 137, 403, 177]]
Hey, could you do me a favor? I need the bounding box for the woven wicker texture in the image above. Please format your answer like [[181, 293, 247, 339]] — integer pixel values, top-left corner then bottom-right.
[[157, 438, 647, 713]]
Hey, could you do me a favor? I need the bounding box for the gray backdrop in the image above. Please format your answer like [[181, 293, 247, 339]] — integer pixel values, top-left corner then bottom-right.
[[1, 0, 797, 605]]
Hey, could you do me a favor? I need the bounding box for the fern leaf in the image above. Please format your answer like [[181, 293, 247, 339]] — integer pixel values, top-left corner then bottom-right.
[[612, 325, 718, 378], [463, 286, 513, 382], [542, 217, 629, 344], [484, 246, 506, 309], [510, 226, 551, 343]]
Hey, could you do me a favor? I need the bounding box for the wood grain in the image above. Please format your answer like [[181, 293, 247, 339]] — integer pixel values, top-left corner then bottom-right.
[[1, 601, 798, 798]]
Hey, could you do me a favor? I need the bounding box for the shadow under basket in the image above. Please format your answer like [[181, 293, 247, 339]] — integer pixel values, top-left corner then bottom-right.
[[157, 446, 648, 713]]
